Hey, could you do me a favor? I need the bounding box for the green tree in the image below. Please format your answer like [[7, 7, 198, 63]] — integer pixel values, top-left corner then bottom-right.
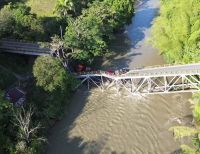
[[54, 0, 94, 17], [169, 126, 200, 154], [190, 93, 200, 125], [33, 56, 75, 92], [11, 3, 44, 41], [63, 0, 134, 61], [151, 0, 200, 64], [105, 0, 134, 29], [0, 3, 44, 41], [55, 0, 75, 17], [64, 1, 115, 61], [0, 5, 15, 38], [0, 90, 15, 153]]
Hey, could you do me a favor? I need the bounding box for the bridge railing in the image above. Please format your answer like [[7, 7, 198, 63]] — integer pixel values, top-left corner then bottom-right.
[[76, 68, 200, 79], [134, 63, 184, 70], [138, 62, 200, 70]]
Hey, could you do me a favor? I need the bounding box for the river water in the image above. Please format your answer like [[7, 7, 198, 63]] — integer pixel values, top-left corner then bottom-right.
[[46, 0, 192, 153]]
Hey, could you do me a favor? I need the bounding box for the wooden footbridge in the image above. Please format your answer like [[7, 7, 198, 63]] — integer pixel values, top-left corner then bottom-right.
[[77, 63, 200, 95], [0, 39, 50, 56]]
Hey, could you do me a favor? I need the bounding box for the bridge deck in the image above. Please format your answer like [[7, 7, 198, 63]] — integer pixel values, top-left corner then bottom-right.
[[77, 63, 200, 94], [0, 39, 50, 56], [78, 63, 200, 79], [125, 63, 200, 77]]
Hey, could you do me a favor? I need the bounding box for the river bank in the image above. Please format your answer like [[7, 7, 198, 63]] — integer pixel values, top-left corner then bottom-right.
[[45, 0, 192, 153]]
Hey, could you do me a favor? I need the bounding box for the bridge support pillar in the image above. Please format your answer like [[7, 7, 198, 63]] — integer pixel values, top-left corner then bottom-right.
[[115, 80, 120, 94], [101, 76, 104, 91], [164, 76, 167, 92], [181, 75, 185, 91], [147, 78, 151, 93], [87, 76, 90, 90], [131, 79, 134, 92]]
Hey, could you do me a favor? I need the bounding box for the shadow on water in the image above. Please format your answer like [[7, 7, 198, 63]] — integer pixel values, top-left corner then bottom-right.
[[126, 7, 159, 48], [171, 149, 182, 154], [62, 135, 126, 154], [45, 86, 125, 154], [100, 5, 159, 69], [100, 34, 135, 70]]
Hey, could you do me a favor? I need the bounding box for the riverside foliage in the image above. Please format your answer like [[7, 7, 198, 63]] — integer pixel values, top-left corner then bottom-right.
[[64, 0, 134, 61], [151, 0, 200, 64]]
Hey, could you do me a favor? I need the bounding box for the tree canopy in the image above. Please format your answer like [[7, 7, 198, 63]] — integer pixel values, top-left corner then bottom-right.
[[33, 56, 74, 92], [64, 1, 115, 60], [64, 0, 134, 61], [54, 0, 94, 17], [151, 0, 200, 63], [0, 3, 44, 41], [0, 90, 13, 153], [0, 5, 15, 38]]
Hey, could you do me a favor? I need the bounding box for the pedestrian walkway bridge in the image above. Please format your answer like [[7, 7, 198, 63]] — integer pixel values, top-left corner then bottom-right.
[[77, 63, 200, 95], [0, 39, 50, 56]]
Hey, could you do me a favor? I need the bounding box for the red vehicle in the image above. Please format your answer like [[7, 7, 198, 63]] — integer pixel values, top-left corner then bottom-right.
[[75, 64, 86, 72], [105, 70, 115, 75]]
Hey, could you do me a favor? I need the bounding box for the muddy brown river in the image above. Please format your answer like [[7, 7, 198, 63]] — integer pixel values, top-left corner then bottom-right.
[[46, 0, 192, 153]]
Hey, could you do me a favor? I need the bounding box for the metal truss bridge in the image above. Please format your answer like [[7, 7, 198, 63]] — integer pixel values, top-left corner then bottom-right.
[[77, 63, 200, 95]]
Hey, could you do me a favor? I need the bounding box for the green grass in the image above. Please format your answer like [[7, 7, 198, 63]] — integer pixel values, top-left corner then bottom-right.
[[26, 0, 57, 17]]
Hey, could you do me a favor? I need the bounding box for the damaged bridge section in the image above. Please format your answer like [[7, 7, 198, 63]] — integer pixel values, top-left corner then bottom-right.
[[77, 63, 200, 95]]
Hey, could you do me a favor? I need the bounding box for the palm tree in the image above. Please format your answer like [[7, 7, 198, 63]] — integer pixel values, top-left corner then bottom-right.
[[54, 0, 76, 17]]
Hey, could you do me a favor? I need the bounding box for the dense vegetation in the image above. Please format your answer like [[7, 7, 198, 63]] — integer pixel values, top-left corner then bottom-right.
[[0, 90, 13, 153], [0, 3, 44, 41], [151, 0, 200, 64], [0, 2, 66, 41], [63, 0, 134, 61], [33, 56, 77, 92], [0, 0, 134, 153], [54, 0, 95, 17], [151, 0, 200, 153]]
